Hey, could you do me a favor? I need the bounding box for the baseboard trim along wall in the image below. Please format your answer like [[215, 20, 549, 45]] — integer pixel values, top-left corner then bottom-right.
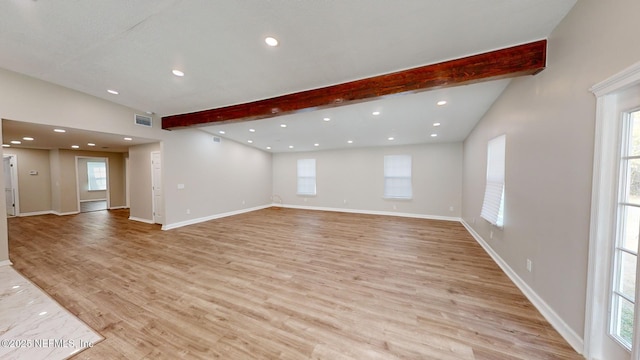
[[129, 216, 155, 224], [460, 220, 584, 355], [161, 204, 273, 231], [109, 206, 128, 210], [18, 211, 54, 217], [276, 203, 461, 222], [0, 260, 13, 267]]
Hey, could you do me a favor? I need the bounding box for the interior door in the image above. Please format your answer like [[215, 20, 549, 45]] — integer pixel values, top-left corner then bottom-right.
[[151, 151, 163, 224]]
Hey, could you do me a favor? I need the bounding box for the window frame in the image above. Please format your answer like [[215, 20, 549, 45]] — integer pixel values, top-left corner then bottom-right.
[[480, 134, 506, 228], [383, 154, 413, 200], [297, 158, 317, 196]]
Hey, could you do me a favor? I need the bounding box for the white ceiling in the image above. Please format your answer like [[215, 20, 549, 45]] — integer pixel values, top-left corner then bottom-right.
[[0, 0, 576, 153]]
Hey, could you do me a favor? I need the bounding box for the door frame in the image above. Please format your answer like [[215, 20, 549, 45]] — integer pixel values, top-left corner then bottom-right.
[[3, 154, 19, 216], [151, 151, 163, 224], [75, 156, 110, 212], [586, 61, 640, 359]]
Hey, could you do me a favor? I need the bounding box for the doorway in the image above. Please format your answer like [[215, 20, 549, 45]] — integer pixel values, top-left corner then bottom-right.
[[3, 154, 18, 217], [76, 156, 110, 213]]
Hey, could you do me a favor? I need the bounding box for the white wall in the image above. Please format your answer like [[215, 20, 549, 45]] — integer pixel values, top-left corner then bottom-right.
[[462, 0, 640, 344], [273, 143, 462, 219], [162, 130, 273, 227]]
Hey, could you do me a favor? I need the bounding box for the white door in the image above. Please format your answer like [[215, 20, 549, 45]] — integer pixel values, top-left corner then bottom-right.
[[151, 151, 163, 224], [3, 156, 15, 216]]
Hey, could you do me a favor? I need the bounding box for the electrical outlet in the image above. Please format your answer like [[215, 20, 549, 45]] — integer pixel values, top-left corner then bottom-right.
[[186, 209, 191, 215], [393, 204, 397, 210], [526, 259, 533, 272], [449, 206, 454, 212], [490, 231, 493, 239], [343, 199, 347, 204]]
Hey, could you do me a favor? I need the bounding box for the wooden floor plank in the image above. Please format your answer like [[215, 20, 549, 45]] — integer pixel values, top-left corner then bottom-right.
[[7, 208, 582, 359]]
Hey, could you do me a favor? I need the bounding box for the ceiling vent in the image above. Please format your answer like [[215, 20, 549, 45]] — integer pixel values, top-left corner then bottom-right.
[[213, 136, 221, 143], [134, 114, 153, 127]]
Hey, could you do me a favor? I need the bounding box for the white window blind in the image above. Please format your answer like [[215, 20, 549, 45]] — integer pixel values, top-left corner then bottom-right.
[[481, 135, 506, 227], [384, 155, 412, 199], [87, 161, 107, 191], [297, 159, 316, 195]]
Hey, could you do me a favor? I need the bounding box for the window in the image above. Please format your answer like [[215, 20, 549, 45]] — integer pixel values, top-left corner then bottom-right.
[[610, 109, 640, 350], [87, 161, 107, 191], [481, 135, 506, 227], [297, 159, 316, 195], [384, 155, 412, 199]]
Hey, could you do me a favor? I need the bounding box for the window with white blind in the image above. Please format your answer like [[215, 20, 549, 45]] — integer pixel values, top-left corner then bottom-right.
[[481, 135, 506, 227], [384, 155, 412, 199], [297, 159, 316, 195], [87, 161, 107, 191]]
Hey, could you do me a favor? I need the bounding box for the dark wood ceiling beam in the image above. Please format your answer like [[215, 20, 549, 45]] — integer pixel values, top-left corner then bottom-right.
[[162, 40, 546, 130]]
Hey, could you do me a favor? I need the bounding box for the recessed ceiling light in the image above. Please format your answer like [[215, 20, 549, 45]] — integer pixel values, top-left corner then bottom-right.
[[289, 145, 294, 149], [431, 133, 438, 137], [249, 128, 255, 132], [22, 137, 34, 141], [124, 137, 133, 141], [372, 111, 381, 116], [39, 311, 47, 316], [433, 122, 441, 127], [247, 140, 253, 143], [107, 89, 119, 95], [219, 130, 226, 134], [323, 117, 331, 122], [88, 143, 96, 147], [54, 129, 66, 133], [347, 140, 353, 144], [437, 100, 447, 106], [266, 146, 272, 150], [2, 144, 10, 148], [388, 137, 395, 141], [280, 124, 287, 128], [172, 69, 185, 77], [265, 37, 279, 47], [314, 143, 319, 147], [71, 145, 80, 149], [10, 140, 21, 144]]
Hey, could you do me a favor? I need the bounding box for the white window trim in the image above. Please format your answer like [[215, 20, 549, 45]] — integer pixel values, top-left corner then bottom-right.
[[480, 134, 506, 228], [297, 158, 316, 196], [383, 155, 413, 200], [585, 61, 640, 359]]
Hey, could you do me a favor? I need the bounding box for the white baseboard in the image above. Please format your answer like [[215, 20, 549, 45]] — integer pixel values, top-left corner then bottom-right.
[[275, 203, 461, 222], [460, 220, 584, 355], [129, 216, 155, 224], [52, 211, 80, 216], [0, 260, 13, 267], [162, 205, 273, 231], [18, 210, 54, 217], [109, 206, 128, 210], [79, 199, 107, 203]]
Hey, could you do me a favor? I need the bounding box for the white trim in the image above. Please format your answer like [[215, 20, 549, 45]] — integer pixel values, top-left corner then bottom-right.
[[586, 60, 640, 359], [277, 203, 460, 222], [52, 211, 80, 216], [461, 220, 584, 355], [591, 61, 640, 97], [0, 260, 13, 267], [129, 216, 155, 224], [161, 205, 273, 230], [109, 206, 127, 210], [18, 210, 55, 217]]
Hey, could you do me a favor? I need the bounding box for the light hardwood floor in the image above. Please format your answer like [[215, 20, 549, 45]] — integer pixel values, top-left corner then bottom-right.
[[8, 208, 583, 359]]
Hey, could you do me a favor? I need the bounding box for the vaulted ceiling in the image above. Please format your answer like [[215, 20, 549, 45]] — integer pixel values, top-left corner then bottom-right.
[[0, 0, 577, 152]]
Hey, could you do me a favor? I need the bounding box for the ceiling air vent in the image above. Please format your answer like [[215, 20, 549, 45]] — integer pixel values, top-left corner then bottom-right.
[[134, 114, 153, 127], [213, 136, 221, 143]]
